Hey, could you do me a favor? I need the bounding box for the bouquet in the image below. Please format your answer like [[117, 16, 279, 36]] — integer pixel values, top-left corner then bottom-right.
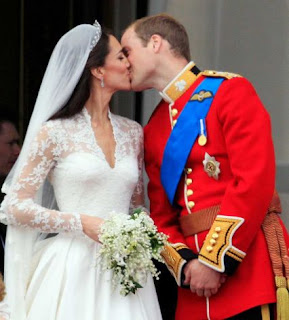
[[98, 209, 168, 296]]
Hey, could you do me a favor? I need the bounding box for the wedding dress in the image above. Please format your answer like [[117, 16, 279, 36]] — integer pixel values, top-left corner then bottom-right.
[[3, 108, 162, 320]]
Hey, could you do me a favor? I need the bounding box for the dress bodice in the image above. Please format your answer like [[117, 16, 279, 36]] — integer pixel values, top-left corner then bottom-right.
[[52, 152, 138, 217], [2, 108, 144, 232]]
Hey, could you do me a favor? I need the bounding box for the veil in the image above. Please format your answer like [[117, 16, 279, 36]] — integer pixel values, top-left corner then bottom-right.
[[1, 21, 101, 319]]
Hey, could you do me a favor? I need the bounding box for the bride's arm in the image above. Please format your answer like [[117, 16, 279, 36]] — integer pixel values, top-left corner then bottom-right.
[[2, 123, 103, 238]]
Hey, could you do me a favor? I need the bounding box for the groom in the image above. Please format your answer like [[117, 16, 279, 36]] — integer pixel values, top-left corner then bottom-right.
[[122, 13, 289, 320]]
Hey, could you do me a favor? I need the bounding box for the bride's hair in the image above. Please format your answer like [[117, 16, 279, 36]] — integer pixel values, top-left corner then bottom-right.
[[50, 28, 112, 120]]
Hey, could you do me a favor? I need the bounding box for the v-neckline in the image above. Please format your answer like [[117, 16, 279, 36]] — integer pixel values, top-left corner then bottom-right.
[[83, 107, 117, 169]]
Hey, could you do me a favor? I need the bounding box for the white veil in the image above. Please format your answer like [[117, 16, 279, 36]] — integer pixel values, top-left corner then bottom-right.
[[1, 21, 101, 319]]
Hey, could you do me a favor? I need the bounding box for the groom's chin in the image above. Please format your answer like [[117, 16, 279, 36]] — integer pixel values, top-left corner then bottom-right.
[[130, 82, 150, 92]]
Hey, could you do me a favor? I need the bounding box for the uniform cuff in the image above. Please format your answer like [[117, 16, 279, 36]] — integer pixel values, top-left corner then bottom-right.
[[198, 215, 246, 273], [161, 243, 197, 286]]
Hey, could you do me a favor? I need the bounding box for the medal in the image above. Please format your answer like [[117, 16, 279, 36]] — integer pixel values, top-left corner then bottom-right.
[[198, 134, 207, 146], [198, 119, 207, 146], [203, 152, 220, 180]]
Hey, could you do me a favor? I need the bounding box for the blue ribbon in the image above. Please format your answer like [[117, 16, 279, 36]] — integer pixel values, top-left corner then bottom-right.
[[161, 77, 224, 205]]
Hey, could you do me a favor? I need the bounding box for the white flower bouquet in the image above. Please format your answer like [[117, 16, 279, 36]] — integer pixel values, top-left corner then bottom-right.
[[98, 209, 168, 296]]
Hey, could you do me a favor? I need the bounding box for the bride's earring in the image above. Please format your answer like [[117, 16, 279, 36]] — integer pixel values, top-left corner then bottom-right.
[[100, 77, 105, 88]]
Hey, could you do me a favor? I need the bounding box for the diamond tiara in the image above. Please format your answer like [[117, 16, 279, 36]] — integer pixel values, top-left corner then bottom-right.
[[90, 19, 102, 50]]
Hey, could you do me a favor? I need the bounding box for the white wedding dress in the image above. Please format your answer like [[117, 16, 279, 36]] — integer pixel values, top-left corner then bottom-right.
[[3, 108, 162, 320]]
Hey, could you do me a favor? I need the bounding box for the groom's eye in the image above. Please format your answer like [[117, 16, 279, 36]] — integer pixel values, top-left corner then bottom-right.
[[122, 48, 129, 57]]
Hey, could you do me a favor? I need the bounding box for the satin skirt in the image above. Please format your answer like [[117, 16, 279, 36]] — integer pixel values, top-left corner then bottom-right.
[[25, 234, 162, 320]]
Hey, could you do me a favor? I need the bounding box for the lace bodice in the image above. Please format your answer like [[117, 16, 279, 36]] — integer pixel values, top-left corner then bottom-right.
[[2, 108, 144, 233]]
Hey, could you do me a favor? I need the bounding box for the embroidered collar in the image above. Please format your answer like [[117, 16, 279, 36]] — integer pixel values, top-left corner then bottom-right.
[[159, 61, 201, 104]]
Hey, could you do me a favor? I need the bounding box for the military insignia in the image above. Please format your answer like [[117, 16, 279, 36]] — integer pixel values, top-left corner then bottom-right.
[[198, 134, 207, 146], [174, 79, 187, 92], [161, 62, 200, 102], [191, 90, 212, 102], [203, 152, 220, 180], [198, 119, 207, 146]]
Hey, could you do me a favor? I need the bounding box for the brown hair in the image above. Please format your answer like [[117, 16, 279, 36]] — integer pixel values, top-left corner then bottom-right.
[[130, 13, 190, 61], [0, 111, 18, 134], [50, 28, 112, 120]]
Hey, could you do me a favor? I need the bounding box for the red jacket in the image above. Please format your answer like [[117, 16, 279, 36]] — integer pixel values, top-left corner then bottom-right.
[[144, 65, 282, 319]]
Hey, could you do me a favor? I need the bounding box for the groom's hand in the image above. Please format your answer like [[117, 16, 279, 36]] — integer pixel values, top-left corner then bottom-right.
[[183, 259, 226, 298]]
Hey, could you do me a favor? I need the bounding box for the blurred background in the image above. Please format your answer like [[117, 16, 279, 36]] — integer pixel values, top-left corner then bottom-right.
[[0, 0, 288, 226]]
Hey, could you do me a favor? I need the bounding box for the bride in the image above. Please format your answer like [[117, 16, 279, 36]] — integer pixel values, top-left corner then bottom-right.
[[1, 21, 162, 320]]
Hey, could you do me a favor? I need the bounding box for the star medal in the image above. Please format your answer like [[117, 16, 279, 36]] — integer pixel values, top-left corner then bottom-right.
[[202, 152, 220, 180]]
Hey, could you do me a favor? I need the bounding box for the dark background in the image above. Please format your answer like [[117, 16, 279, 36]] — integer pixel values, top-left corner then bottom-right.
[[0, 0, 148, 140]]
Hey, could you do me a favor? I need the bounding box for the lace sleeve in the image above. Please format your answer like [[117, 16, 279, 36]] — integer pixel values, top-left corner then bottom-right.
[[129, 124, 147, 214], [2, 123, 83, 233]]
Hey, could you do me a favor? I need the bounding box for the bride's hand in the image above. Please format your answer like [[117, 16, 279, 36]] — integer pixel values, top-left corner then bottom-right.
[[80, 214, 104, 242]]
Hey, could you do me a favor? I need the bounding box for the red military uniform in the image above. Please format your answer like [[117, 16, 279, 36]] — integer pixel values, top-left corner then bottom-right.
[[144, 62, 287, 319]]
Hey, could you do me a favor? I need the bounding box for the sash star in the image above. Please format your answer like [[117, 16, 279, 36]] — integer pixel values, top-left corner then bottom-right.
[[203, 152, 220, 180]]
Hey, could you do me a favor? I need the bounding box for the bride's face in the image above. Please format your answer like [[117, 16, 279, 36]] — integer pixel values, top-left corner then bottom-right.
[[102, 35, 131, 91]]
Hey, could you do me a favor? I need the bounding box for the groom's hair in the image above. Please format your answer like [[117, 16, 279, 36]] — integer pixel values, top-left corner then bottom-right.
[[130, 13, 191, 61]]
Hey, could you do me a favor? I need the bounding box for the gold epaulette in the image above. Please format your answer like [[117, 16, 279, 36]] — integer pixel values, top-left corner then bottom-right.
[[202, 70, 242, 80]]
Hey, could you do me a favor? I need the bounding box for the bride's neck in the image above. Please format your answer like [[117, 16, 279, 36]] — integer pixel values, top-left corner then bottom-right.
[[85, 86, 113, 126]]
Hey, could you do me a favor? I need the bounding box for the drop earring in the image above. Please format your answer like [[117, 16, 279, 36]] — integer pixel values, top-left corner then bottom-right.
[[100, 77, 105, 88]]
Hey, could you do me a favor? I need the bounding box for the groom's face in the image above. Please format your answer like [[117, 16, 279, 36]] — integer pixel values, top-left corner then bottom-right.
[[121, 27, 154, 91]]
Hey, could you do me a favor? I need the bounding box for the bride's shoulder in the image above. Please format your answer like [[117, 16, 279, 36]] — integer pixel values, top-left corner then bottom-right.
[[41, 118, 64, 133], [36, 117, 69, 141]]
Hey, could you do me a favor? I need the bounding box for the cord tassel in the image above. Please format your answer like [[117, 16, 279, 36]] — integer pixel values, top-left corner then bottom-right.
[[275, 276, 289, 320], [262, 191, 289, 320]]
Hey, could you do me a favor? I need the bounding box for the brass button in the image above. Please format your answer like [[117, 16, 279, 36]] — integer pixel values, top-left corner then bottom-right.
[[206, 246, 213, 252], [186, 168, 192, 174], [210, 239, 216, 246], [186, 189, 193, 196], [172, 119, 177, 127], [186, 178, 192, 185], [215, 226, 221, 233], [212, 233, 219, 239], [188, 201, 195, 209], [171, 108, 178, 117]]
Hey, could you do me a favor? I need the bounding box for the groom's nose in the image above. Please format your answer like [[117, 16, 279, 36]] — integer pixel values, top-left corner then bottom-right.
[[125, 58, 130, 69]]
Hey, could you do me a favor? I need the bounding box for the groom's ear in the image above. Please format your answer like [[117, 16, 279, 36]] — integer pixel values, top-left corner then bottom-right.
[[150, 34, 162, 53]]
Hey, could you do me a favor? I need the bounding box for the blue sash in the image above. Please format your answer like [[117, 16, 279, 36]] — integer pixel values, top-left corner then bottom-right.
[[160, 77, 224, 205]]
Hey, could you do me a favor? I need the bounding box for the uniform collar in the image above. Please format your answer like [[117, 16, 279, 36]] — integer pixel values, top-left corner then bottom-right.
[[159, 61, 201, 104]]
